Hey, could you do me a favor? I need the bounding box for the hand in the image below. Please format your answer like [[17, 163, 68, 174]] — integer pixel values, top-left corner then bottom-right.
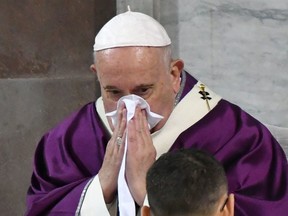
[[126, 106, 156, 206], [98, 103, 126, 203]]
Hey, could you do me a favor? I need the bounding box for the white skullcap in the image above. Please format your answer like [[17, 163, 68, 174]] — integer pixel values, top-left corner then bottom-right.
[[93, 10, 171, 51]]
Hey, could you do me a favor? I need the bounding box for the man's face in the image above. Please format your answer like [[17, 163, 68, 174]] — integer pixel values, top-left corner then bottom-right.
[[93, 46, 182, 132]]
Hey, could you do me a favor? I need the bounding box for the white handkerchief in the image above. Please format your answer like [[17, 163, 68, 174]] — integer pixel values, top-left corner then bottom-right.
[[106, 94, 163, 128], [105, 94, 163, 216]]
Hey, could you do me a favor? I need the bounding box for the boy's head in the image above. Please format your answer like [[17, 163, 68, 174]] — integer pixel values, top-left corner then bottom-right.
[[142, 148, 234, 216]]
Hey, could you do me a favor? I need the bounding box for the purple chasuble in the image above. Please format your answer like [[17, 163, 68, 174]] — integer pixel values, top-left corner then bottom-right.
[[26, 105, 110, 215], [26, 71, 288, 216]]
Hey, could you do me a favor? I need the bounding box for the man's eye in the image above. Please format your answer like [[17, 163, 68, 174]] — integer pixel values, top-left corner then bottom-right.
[[107, 89, 120, 94], [134, 87, 152, 97], [106, 89, 123, 101], [140, 88, 149, 93]]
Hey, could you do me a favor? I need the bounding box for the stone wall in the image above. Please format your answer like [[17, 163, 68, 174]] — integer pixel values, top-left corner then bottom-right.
[[0, 1, 115, 215]]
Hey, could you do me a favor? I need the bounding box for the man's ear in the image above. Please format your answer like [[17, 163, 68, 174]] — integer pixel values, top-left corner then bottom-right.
[[170, 59, 184, 94], [141, 206, 151, 216], [90, 64, 97, 74]]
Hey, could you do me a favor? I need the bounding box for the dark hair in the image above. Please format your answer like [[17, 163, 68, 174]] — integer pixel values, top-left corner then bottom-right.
[[146, 148, 227, 216]]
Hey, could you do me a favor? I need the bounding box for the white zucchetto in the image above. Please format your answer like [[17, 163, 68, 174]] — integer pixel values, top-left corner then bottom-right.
[[93, 10, 171, 51]]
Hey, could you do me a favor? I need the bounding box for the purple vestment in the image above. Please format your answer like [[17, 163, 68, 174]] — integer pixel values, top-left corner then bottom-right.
[[26, 72, 288, 215]]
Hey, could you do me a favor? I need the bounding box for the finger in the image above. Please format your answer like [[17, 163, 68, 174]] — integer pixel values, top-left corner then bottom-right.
[[133, 107, 146, 148], [136, 108, 150, 142], [112, 104, 122, 137], [108, 117, 115, 132], [118, 107, 127, 138], [117, 130, 126, 156], [112, 108, 126, 155], [105, 139, 114, 158], [141, 109, 150, 137], [113, 103, 126, 139], [135, 106, 143, 134], [127, 119, 137, 151]]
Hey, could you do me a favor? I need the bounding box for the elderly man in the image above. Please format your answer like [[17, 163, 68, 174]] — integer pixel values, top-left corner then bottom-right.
[[26, 10, 288, 216]]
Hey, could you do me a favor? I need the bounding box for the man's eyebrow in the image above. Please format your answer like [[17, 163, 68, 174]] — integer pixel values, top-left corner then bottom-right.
[[133, 84, 154, 89], [103, 84, 154, 91], [103, 85, 119, 90]]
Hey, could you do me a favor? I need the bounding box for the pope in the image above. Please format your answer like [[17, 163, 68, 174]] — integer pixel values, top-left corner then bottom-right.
[[25, 10, 288, 216]]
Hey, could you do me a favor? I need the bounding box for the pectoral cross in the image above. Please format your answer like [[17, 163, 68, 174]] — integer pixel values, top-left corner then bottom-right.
[[199, 84, 211, 111]]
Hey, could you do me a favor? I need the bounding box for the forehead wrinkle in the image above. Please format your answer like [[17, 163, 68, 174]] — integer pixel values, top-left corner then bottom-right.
[[96, 47, 166, 70]]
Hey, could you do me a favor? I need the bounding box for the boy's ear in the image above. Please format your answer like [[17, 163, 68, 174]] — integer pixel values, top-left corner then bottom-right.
[[223, 193, 234, 216], [141, 206, 151, 216], [227, 193, 234, 216]]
